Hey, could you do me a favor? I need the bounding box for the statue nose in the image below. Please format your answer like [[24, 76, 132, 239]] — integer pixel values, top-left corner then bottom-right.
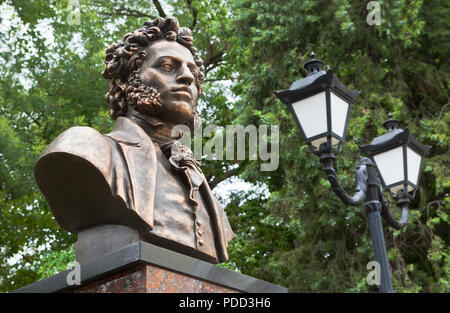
[[176, 65, 195, 86]]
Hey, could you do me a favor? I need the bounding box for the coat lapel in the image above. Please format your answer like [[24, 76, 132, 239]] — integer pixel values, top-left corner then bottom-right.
[[200, 177, 235, 263], [105, 117, 157, 229], [105, 116, 234, 262]]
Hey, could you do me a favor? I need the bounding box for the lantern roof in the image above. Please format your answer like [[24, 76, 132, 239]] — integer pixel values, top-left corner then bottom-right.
[[360, 114, 431, 156], [274, 52, 360, 105]]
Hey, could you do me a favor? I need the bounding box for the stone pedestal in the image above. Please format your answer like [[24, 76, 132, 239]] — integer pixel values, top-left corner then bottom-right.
[[74, 263, 240, 293], [14, 241, 287, 293], [74, 224, 144, 264]]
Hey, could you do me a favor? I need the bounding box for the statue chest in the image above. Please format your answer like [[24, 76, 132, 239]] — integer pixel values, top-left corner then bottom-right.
[[151, 145, 217, 261]]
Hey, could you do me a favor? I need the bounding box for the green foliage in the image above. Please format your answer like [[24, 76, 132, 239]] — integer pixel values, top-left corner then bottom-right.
[[0, 0, 448, 292], [218, 0, 449, 292], [37, 247, 75, 279]]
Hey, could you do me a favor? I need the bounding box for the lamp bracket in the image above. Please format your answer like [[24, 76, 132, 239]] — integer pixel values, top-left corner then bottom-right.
[[319, 154, 368, 206], [318, 153, 410, 230], [379, 188, 410, 230]]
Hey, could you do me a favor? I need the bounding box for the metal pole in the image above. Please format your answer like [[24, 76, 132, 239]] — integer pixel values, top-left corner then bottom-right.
[[365, 162, 394, 293]]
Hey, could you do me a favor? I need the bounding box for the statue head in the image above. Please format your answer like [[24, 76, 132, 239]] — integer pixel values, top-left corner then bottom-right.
[[101, 17, 205, 128]]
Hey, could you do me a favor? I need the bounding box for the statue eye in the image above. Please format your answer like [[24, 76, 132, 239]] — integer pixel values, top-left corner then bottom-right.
[[161, 63, 173, 72], [190, 69, 199, 82]]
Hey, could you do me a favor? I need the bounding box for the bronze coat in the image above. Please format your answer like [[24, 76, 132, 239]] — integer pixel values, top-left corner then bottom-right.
[[35, 117, 234, 263]]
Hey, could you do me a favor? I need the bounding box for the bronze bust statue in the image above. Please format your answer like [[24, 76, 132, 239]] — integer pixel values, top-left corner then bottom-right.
[[34, 17, 234, 264]]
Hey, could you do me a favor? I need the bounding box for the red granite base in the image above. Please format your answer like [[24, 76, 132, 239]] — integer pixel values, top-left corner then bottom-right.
[[74, 264, 240, 293]]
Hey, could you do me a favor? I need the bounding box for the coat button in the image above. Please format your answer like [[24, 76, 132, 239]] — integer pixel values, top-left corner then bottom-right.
[[196, 220, 202, 227], [198, 240, 204, 246], [197, 230, 203, 236]]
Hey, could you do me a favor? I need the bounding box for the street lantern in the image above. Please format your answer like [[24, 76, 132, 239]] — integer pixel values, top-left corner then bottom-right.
[[360, 114, 431, 198], [274, 51, 431, 293], [274, 52, 360, 151]]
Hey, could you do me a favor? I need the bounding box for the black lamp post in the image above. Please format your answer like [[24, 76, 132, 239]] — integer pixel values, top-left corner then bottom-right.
[[274, 52, 431, 293]]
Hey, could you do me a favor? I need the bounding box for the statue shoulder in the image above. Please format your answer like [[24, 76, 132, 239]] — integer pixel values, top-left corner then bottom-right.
[[38, 126, 112, 175], [34, 126, 123, 233]]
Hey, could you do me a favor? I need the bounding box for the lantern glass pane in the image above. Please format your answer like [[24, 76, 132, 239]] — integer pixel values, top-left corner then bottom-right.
[[291, 91, 327, 140], [390, 183, 414, 195], [310, 136, 340, 149], [330, 91, 350, 138], [407, 146, 422, 186], [373, 146, 404, 186]]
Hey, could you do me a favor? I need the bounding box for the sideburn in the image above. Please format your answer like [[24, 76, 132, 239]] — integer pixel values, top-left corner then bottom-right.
[[125, 72, 162, 116]]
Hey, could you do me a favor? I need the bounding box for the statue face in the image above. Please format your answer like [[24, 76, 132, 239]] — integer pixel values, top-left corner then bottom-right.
[[139, 40, 200, 125]]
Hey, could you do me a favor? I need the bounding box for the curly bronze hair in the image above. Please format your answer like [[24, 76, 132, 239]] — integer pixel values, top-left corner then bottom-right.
[[101, 16, 205, 123]]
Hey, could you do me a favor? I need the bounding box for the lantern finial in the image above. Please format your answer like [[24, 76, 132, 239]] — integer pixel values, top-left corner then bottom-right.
[[383, 113, 400, 131], [304, 51, 325, 76]]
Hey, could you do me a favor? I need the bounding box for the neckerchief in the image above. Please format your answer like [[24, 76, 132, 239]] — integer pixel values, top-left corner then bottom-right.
[[128, 110, 204, 208]]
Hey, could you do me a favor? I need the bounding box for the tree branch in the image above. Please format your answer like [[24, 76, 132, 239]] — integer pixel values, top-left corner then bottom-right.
[[438, 100, 449, 120], [204, 78, 232, 83], [204, 49, 224, 67], [185, 0, 198, 30], [205, 61, 225, 75], [91, 1, 154, 19], [208, 166, 242, 190], [97, 9, 154, 19], [152, 0, 167, 17], [21, 253, 34, 265], [23, 111, 41, 127]]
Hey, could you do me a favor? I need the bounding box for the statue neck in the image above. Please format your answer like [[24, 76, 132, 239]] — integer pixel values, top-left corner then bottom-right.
[[126, 107, 181, 147]]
